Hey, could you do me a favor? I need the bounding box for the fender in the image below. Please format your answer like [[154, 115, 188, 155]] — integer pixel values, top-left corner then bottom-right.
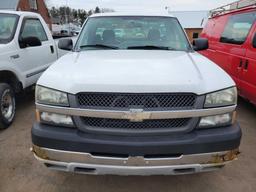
[[0, 40, 25, 88], [0, 62, 25, 89]]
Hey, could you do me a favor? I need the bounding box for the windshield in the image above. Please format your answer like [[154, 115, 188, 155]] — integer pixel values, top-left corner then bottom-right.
[[75, 16, 191, 51], [0, 14, 19, 44]]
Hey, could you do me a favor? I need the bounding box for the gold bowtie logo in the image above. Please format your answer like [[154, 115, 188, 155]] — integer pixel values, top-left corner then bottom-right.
[[123, 109, 151, 122]]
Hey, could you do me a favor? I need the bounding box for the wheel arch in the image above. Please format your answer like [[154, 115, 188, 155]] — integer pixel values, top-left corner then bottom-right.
[[0, 70, 23, 93]]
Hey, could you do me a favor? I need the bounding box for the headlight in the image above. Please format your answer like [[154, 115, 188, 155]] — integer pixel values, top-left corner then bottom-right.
[[199, 113, 233, 128], [36, 111, 74, 127], [36, 86, 69, 106], [204, 87, 237, 108]]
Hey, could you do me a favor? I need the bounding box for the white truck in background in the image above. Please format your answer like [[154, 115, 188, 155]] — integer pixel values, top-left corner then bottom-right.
[[0, 10, 67, 129]]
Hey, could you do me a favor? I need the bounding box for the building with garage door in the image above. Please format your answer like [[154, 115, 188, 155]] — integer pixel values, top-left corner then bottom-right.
[[0, 0, 52, 30]]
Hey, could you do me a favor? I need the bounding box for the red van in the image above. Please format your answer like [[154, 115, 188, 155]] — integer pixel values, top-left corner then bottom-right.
[[200, 0, 256, 105]]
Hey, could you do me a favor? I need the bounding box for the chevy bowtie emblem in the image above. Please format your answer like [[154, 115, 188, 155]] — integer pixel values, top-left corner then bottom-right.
[[123, 109, 151, 122]]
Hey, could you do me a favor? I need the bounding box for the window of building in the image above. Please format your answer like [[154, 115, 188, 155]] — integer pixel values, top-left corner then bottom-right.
[[20, 19, 48, 42], [29, 0, 38, 10], [193, 32, 199, 39], [220, 12, 256, 45]]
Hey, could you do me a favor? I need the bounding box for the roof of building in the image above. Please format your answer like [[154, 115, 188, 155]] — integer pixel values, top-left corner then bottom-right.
[[171, 11, 209, 29], [0, 0, 19, 10]]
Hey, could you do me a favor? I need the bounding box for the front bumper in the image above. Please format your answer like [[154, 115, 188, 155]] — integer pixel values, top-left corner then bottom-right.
[[32, 123, 241, 156], [31, 123, 241, 175], [32, 146, 239, 175]]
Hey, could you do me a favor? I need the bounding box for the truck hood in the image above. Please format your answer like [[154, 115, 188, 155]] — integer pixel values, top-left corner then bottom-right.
[[38, 50, 235, 95]]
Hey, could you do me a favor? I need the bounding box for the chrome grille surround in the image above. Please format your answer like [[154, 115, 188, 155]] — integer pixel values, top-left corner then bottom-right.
[[72, 93, 204, 135], [37, 99, 237, 135]]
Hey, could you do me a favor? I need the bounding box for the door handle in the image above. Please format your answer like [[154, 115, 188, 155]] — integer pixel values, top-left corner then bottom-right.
[[238, 59, 243, 69], [50, 45, 54, 54], [244, 60, 249, 71]]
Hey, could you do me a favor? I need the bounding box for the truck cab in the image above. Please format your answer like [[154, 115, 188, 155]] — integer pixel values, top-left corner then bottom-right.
[[31, 12, 241, 176], [200, 0, 256, 106], [0, 11, 60, 129]]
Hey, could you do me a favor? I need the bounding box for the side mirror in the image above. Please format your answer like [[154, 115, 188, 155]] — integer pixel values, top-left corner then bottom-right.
[[58, 39, 73, 51], [193, 38, 209, 51], [19, 36, 42, 48]]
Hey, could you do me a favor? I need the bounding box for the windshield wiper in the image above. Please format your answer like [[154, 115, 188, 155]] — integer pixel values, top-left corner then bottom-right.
[[127, 45, 175, 50], [79, 44, 119, 50]]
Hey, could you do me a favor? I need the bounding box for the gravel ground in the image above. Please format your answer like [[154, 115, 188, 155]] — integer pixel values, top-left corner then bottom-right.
[[0, 92, 255, 192]]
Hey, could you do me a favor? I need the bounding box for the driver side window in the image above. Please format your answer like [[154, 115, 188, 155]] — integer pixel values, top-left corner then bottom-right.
[[20, 18, 48, 42]]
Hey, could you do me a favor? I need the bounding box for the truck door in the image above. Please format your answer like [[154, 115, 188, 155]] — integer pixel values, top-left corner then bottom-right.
[[241, 24, 256, 105], [17, 17, 57, 87]]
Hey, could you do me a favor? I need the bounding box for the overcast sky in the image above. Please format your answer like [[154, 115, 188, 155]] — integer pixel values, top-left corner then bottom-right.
[[48, 0, 236, 11]]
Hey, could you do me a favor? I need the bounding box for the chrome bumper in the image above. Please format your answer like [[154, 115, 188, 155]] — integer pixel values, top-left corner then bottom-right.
[[32, 145, 239, 176]]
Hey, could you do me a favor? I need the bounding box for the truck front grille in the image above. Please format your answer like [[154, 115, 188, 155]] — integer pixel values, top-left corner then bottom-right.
[[77, 93, 197, 110], [82, 117, 191, 131]]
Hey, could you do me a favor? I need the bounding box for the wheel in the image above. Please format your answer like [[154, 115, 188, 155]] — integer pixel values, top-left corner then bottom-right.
[[0, 83, 16, 129]]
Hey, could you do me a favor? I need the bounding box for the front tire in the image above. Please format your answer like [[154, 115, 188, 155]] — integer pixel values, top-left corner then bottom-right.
[[0, 83, 16, 130]]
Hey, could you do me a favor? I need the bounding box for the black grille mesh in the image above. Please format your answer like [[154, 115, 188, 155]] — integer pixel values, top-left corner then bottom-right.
[[77, 93, 196, 110], [82, 117, 190, 130]]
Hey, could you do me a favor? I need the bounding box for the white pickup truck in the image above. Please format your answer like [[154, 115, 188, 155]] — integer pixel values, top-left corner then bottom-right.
[[0, 10, 66, 129], [32, 12, 241, 176]]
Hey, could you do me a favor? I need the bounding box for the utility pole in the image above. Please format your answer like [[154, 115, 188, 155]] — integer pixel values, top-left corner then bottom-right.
[[64, 0, 71, 35], [65, 0, 68, 24]]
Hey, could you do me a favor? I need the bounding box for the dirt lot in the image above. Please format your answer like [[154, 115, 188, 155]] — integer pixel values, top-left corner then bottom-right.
[[0, 92, 256, 192]]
